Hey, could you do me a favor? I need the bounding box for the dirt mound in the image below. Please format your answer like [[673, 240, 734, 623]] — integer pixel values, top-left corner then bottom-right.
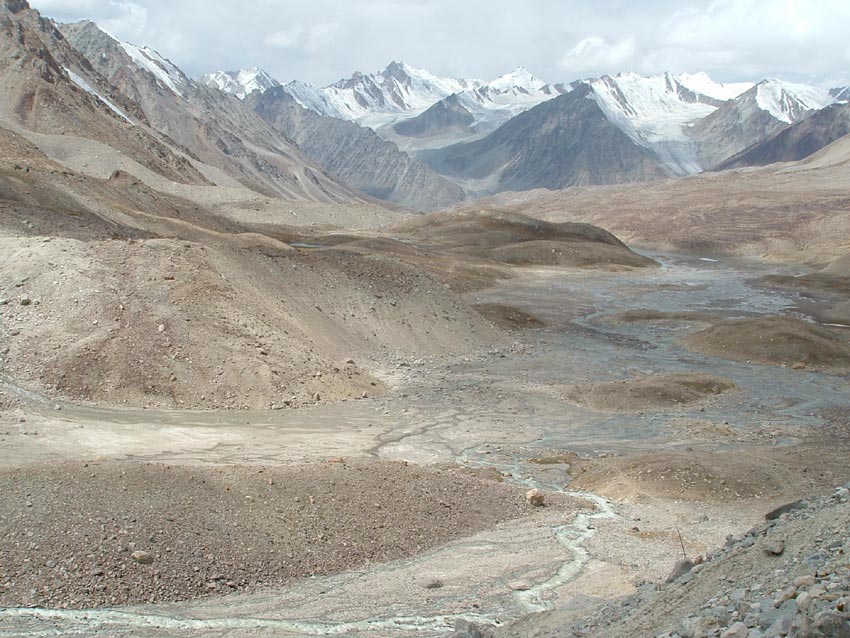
[[563, 373, 736, 412], [610, 310, 720, 324], [682, 315, 850, 369], [396, 209, 625, 247], [392, 209, 656, 270], [472, 303, 545, 329], [0, 459, 545, 609], [571, 450, 792, 503], [489, 239, 653, 269], [0, 230, 503, 409]]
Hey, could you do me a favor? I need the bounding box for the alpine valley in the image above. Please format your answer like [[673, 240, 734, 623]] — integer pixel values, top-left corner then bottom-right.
[[3, 2, 850, 638]]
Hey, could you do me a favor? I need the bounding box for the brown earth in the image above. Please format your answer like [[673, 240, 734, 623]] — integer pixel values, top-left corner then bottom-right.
[[459, 134, 850, 264], [570, 445, 848, 506], [0, 458, 569, 609], [471, 303, 545, 329], [393, 209, 657, 271], [0, 232, 505, 410], [571, 450, 791, 503], [608, 310, 721, 324], [562, 373, 737, 413], [681, 315, 850, 370]]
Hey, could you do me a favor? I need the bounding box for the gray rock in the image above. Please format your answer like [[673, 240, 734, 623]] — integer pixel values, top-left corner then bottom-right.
[[666, 558, 695, 584], [765, 500, 806, 521], [451, 619, 485, 638], [765, 600, 798, 636], [721, 622, 750, 638], [130, 550, 154, 565], [810, 611, 850, 638]]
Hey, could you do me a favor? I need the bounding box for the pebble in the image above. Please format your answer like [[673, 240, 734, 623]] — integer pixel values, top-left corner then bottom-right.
[[525, 489, 545, 507], [130, 551, 154, 565]]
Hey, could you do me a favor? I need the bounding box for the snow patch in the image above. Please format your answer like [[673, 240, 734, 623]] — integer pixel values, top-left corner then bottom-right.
[[119, 41, 187, 96], [754, 79, 835, 124], [678, 72, 752, 101], [65, 68, 134, 124]]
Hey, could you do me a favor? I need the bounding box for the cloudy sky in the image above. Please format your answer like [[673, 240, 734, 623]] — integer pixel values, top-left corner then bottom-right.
[[35, 0, 850, 87]]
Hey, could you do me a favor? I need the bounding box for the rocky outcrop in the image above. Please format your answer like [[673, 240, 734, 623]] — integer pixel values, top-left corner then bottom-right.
[[248, 86, 466, 211]]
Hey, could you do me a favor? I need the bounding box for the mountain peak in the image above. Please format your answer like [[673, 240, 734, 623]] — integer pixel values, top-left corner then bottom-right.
[[3, 0, 30, 14], [201, 68, 279, 99], [676, 72, 752, 101], [752, 78, 835, 123], [487, 67, 545, 93], [381, 60, 411, 83]]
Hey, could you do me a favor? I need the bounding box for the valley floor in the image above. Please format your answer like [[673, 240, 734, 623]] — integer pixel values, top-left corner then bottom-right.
[[1, 252, 849, 637]]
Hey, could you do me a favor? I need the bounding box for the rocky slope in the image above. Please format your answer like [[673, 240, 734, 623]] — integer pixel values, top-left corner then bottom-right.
[[488, 487, 850, 638], [247, 86, 466, 211], [688, 80, 836, 169], [0, 0, 208, 187], [715, 102, 850, 170], [421, 85, 669, 195], [0, 124, 499, 411], [59, 20, 368, 203]]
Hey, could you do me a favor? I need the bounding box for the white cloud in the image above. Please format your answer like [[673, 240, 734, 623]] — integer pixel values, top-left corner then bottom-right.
[[99, 1, 148, 42], [264, 22, 341, 53], [32, 0, 850, 88], [559, 36, 637, 76]]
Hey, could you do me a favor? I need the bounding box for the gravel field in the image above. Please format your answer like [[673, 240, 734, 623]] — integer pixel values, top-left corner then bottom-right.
[[0, 459, 561, 609]]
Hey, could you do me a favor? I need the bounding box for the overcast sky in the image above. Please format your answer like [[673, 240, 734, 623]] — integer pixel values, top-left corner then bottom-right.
[[35, 0, 850, 87]]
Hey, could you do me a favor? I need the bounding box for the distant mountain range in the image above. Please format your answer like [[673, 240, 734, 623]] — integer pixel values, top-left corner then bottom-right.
[[204, 61, 847, 199], [3, 0, 847, 215]]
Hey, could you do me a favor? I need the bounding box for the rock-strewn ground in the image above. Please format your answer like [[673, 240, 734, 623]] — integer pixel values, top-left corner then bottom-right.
[[492, 486, 850, 638], [0, 459, 569, 609]]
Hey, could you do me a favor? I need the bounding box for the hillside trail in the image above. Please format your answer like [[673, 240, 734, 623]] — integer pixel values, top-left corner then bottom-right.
[[2, 252, 849, 637]]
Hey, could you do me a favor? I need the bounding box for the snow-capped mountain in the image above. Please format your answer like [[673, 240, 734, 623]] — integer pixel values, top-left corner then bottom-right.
[[579, 72, 749, 174], [201, 68, 279, 99], [688, 78, 839, 168], [453, 67, 568, 123], [419, 71, 842, 196], [572, 72, 837, 175], [377, 67, 570, 152], [283, 61, 481, 128], [676, 72, 754, 102], [751, 79, 834, 123]]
